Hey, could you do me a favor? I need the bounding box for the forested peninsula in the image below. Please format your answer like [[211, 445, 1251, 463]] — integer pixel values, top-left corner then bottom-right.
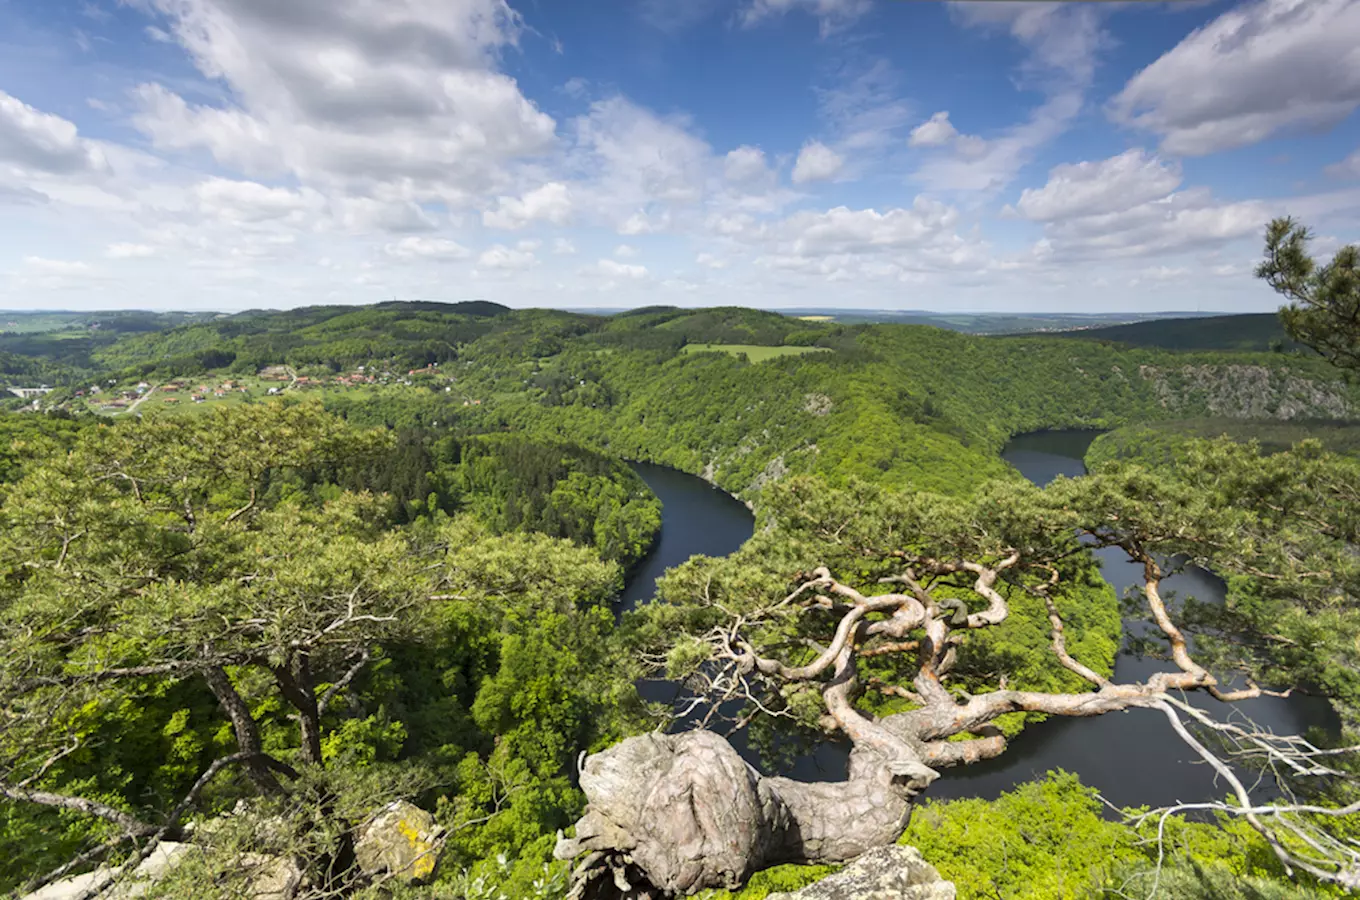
[[2, 221, 1360, 899]]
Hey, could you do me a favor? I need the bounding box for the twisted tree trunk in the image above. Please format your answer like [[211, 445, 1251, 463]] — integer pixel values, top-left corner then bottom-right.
[[554, 730, 918, 899]]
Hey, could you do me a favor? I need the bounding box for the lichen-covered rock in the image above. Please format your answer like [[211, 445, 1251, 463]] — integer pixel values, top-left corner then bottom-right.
[[766, 846, 955, 900], [354, 800, 444, 884]]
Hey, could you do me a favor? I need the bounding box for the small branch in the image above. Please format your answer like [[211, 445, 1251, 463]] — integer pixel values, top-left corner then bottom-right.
[[317, 647, 371, 716]]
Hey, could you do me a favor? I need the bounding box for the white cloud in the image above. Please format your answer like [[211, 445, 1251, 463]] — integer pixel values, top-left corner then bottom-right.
[[909, 112, 959, 148], [1110, 0, 1360, 155], [613, 244, 638, 258], [791, 140, 844, 184], [477, 243, 538, 270], [1325, 148, 1360, 179], [696, 252, 726, 269], [912, 92, 1080, 193], [910, 3, 1106, 194], [482, 182, 573, 229], [813, 59, 914, 156], [333, 196, 438, 233], [24, 256, 91, 274], [0, 89, 109, 175], [131, 0, 556, 203], [105, 242, 157, 259], [193, 177, 323, 223], [740, 0, 872, 35], [552, 237, 577, 255], [618, 209, 673, 235], [593, 258, 648, 279], [572, 96, 710, 226], [383, 236, 471, 261], [949, 2, 1107, 84], [724, 145, 773, 185], [1037, 188, 1273, 261], [1015, 149, 1184, 222]]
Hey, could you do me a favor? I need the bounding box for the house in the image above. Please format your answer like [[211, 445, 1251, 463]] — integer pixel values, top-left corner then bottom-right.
[[162, 397, 179, 404]]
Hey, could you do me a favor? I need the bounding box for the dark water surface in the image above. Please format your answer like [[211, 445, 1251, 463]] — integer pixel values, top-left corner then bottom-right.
[[930, 430, 1338, 806], [621, 440, 1339, 807]]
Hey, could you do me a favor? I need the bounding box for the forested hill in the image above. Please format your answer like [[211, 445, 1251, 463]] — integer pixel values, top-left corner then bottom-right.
[[1027, 312, 1299, 352], [7, 302, 1358, 501]]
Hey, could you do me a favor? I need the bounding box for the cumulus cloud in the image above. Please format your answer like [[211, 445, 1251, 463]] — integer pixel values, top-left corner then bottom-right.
[[193, 177, 324, 223], [477, 243, 538, 270], [0, 89, 109, 175], [593, 258, 648, 279], [613, 244, 638, 258], [1110, 0, 1360, 155], [131, 0, 556, 203], [1037, 188, 1272, 261], [905, 4, 1105, 196], [909, 112, 959, 148], [482, 182, 572, 229], [791, 141, 844, 183], [723, 145, 773, 185], [1014, 149, 1183, 222], [552, 237, 577, 255], [573, 97, 710, 222], [383, 236, 471, 261]]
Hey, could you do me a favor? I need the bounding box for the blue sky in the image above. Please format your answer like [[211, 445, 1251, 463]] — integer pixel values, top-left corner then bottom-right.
[[1, 0, 1359, 313]]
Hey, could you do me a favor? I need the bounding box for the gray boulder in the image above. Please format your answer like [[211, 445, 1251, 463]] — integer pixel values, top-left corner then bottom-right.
[[354, 800, 445, 884], [767, 846, 955, 900]]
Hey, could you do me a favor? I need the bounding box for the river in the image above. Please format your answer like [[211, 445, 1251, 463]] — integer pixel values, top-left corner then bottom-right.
[[624, 437, 1339, 808]]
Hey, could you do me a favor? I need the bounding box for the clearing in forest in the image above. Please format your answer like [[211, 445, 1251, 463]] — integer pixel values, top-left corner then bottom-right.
[[681, 344, 830, 362]]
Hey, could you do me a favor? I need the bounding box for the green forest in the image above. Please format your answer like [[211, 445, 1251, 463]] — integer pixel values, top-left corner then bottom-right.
[[1, 220, 1360, 899]]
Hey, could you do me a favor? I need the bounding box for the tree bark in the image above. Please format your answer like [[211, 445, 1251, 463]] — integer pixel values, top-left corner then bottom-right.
[[273, 653, 323, 766], [203, 665, 284, 795], [554, 731, 915, 898]]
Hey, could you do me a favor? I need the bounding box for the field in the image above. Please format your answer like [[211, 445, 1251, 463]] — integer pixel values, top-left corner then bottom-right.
[[680, 344, 830, 362]]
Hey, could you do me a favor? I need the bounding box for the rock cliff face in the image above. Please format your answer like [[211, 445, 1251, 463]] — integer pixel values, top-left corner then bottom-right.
[[1138, 365, 1352, 419], [767, 845, 955, 900]]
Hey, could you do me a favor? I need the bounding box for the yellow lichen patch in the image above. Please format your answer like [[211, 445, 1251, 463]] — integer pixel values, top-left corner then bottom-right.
[[396, 818, 438, 879]]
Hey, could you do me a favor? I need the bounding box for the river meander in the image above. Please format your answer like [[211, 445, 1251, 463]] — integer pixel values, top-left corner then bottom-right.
[[622, 437, 1339, 808]]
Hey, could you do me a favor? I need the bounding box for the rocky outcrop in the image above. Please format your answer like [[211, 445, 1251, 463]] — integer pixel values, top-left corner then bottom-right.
[[555, 730, 915, 898], [22, 844, 303, 900], [354, 800, 445, 884], [767, 845, 955, 900], [23, 800, 442, 899], [1137, 364, 1351, 419]]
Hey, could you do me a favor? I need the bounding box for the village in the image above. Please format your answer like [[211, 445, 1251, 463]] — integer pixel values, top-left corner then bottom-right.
[[48, 361, 479, 417]]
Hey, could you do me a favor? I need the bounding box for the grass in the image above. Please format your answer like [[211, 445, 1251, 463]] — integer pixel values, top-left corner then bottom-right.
[[681, 344, 830, 362]]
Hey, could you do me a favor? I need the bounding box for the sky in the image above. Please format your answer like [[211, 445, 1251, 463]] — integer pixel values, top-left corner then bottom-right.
[[1, 0, 1359, 313]]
